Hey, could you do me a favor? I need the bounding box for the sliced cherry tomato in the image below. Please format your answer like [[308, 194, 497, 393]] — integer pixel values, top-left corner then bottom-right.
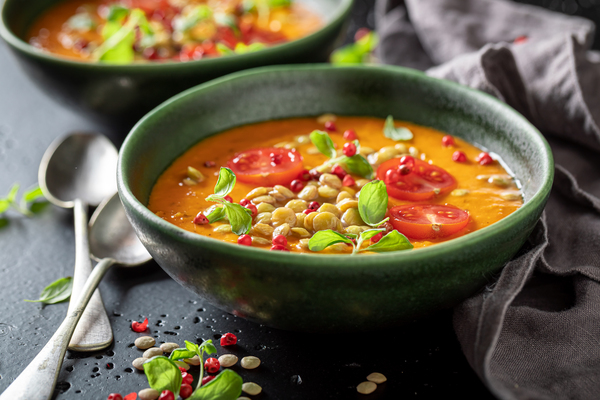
[[228, 147, 303, 186], [377, 159, 457, 201], [389, 204, 469, 240]]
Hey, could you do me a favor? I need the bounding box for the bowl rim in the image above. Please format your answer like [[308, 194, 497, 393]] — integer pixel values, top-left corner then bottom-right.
[[0, 0, 353, 71], [118, 64, 554, 267]]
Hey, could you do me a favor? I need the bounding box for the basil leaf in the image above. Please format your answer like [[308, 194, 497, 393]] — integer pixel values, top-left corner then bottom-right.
[[185, 340, 199, 353], [358, 180, 388, 227], [173, 5, 212, 32], [24, 277, 72, 304], [199, 340, 217, 355], [339, 155, 373, 179], [7, 184, 19, 202], [365, 230, 413, 253], [308, 230, 352, 252], [143, 356, 182, 397], [310, 130, 336, 159], [384, 115, 413, 141], [189, 369, 243, 400], [169, 348, 197, 361], [223, 203, 252, 235], [205, 206, 226, 223], [93, 9, 153, 64], [0, 199, 9, 214], [216, 43, 235, 55], [23, 186, 44, 203], [106, 5, 129, 22], [360, 228, 385, 241], [234, 42, 266, 54], [331, 31, 378, 65], [214, 167, 236, 197]]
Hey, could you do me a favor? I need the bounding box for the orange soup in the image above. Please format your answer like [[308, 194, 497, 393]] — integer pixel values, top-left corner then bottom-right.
[[148, 116, 523, 254], [27, 0, 322, 63]]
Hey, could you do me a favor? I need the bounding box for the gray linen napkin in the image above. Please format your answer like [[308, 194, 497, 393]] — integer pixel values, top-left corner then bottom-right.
[[375, 1, 600, 399]]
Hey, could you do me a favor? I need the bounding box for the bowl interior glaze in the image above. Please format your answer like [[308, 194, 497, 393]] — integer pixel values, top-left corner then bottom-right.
[[118, 65, 553, 332]]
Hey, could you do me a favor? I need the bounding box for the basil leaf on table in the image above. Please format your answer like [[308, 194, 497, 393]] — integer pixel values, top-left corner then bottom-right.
[[169, 348, 197, 361], [340, 154, 373, 179], [358, 180, 389, 227], [310, 130, 337, 159], [189, 369, 243, 400], [384, 115, 413, 141], [23, 186, 44, 203], [365, 230, 414, 253], [308, 230, 353, 252], [213, 167, 237, 197], [143, 356, 182, 397], [24, 277, 72, 304], [223, 203, 252, 235]]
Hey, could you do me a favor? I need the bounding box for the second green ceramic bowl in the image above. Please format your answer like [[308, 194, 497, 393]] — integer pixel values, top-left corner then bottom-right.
[[0, 0, 352, 127], [118, 65, 553, 332]]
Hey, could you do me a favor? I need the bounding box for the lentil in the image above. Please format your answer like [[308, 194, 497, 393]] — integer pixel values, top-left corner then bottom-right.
[[252, 195, 276, 205], [319, 173, 343, 189], [256, 202, 275, 213], [312, 212, 340, 232], [255, 212, 272, 224], [242, 382, 263, 395], [134, 336, 155, 350], [218, 354, 239, 367], [285, 199, 308, 213], [132, 357, 148, 371], [356, 381, 377, 395], [272, 207, 296, 227], [159, 342, 179, 353], [252, 236, 271, 245], [241, 356, 261, 369], [367, 372, 387, 384], [273, 223, 291, 236], [143, 347, 163, 359], [318, 203, 341, 218], [138, 389, 160, 400], [214, 224, 232, 233], [291, 227, 310, 237], [295, 212, 306, 227], [297, 185, 318, 201], [318, 185, 340, 198]]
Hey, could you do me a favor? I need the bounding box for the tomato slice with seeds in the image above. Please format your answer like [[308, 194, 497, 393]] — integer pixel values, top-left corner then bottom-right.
[[377, 158, 457, 201], [228, 147, 304, 186], [389, 204, 469, 240]]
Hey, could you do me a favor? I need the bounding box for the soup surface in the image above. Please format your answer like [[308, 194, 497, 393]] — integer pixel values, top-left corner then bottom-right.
[[148, 116, 523, 254], [27, 0, 321, 63]]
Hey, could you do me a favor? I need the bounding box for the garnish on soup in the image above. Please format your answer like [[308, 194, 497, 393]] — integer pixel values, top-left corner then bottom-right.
[[148, 116, 524, 254], [27, 0, 322, 63]]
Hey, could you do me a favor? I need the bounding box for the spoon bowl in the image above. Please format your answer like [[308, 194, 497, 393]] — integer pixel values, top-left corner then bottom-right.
[[38, 132, 119, 351]]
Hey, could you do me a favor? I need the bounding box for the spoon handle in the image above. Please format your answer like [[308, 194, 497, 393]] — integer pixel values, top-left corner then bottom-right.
[[67, 198, 113, 351], [0, 258, 115, 400]]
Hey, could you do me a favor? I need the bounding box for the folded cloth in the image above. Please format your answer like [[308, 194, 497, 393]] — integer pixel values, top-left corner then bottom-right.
[[375, 1, 600, 399]]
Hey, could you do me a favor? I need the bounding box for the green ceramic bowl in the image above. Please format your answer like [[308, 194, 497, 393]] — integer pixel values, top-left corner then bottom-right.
[[118, 65, 553, 332], [0, 0, 352, 127]]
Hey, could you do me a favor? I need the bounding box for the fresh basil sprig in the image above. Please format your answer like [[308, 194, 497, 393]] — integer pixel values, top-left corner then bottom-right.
[[1, 184, 47, 219], [92, 8, 154, 64], [384, 115, 413, 141], [24, 276, 72, 304], [205, 168, 252, 236], [189, 369, 243, 400], [358, 180, 389, 227], [143, 356, 182, 397], [309, 130, 374, 179], [308, 179, 413, 254]]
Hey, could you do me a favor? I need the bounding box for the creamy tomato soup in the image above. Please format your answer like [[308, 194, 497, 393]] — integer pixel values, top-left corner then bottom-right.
[[148, 116, 523, 254], [27, 0, 322, 63]]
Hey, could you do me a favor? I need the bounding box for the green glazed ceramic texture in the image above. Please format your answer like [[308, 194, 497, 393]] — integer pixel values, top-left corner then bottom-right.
[[118, 65, 554, 332], [0, 0, 352, 126]]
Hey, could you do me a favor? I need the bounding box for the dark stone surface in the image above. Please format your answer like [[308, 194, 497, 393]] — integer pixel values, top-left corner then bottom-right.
[[6, 0, 598, 398]]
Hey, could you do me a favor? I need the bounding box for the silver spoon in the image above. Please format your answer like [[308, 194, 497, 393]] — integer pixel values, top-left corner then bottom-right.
[[0, 193, 152, 400], [38, 132, 118, 351]]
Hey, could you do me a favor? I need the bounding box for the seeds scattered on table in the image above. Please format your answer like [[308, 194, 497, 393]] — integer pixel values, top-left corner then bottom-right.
[[135, 336, 155, 350], [138, 388, 159, 400], [143, 347, 163, 359], [218, 354, 238, 368], [357, 381, 377, 395], [159, 342, 179, 353], [184, 355, 200, 366], [132, 357, 148, 371], [241, 356, 261, 369], [242, 382, 262, 395], [366, 372, 387, 384]]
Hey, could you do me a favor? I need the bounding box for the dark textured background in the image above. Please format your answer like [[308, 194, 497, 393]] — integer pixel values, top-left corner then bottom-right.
[[1, 0, 598, 399]]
